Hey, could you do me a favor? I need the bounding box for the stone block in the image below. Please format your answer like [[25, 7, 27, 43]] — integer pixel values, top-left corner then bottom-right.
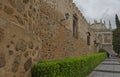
[[24, 58, 32, 72], [9, 50, 14, 55], [4, 5, 14, 15], [12, 55, 21, 73], [0, 3, 2, 10], [23, 0, 29, 4], [0, 53, 6, 68], [0, 28, 4, 43], [15, 39, 27, 52], [16, 1, 25, 13], [28, 41, 34, 49], [15, 15, 25, 25], [8, 0, 16, 7]]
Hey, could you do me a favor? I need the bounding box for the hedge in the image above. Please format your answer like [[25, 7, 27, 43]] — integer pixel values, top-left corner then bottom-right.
[[32, 53, 106, 77]]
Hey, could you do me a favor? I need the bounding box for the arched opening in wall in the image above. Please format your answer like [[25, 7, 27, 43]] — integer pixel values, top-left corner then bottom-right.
[[73, 14, 78, 39], [87, 32, 91, 45]]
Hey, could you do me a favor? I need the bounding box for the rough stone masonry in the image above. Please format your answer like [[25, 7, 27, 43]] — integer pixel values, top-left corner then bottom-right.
[[0, 0, 110, 77]]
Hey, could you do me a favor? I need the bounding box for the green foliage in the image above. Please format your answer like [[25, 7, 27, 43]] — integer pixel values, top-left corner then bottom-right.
[[32, 53, 106, 77], [115, 14, 120, 28], [113, 14, 120, 54]]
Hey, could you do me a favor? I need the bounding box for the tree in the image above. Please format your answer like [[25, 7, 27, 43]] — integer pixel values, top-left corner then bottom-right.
[[113, 14, 120, 55], [115, 14, 120, 28]]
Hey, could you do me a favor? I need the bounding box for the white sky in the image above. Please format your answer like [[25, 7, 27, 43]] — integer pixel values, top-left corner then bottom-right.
[[73, 0, 120, 28]]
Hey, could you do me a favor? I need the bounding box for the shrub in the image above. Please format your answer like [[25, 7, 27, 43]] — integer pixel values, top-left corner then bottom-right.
[[32, 53, 106, 77]]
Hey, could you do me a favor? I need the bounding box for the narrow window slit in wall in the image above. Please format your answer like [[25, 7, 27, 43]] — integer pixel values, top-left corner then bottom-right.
[[73, 14, 78, 39], [87, 32, 91, 45]]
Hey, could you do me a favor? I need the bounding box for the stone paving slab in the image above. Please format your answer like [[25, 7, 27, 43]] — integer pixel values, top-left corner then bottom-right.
[[105, 59, 118, 61], [87, 71, 104, 77], [103, 72, 114, 77], [95, 65, 114, 71], [87, 58, 120, 77], [114, 65, 120, 71], [102, 61, 120, 64], [87, 71, 120, 77], [113, 73, 120, 77]]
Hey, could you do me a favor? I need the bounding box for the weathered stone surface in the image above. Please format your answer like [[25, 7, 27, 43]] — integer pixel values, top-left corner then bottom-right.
[[0, 53, 6, 68], [13, 75, 16, 77], [0, 3, 2, 10], [10, 40, 14, 44], [4, 5, 14, 15], [12, 55, 21, 72], [8, 0, 16, 7], [24, 58, 32, 72], [6, 45, 10, 48], [0, 18, 7, 25], [0, 0, 106, 76], [24, 51, 29, 58], [0, 71, 5, 77], [15, 39, 27, 51], [27, 72, 31, 77], [28, 10, 32, 17], [16, 2, 25, 12], [23, 0, 29, 4], [9, 50, 14, 55], [0, 28, 4, 42], [28, 41, 33, 49], [0, 19, 42, 77], [15, 15, 25, 25], [12, 34, 16, 38], [0, 0, 97, 61], [35, 46, 39, 50]]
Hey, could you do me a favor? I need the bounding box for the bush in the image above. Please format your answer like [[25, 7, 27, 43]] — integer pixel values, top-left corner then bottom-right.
[[32, 53, 106, 77]]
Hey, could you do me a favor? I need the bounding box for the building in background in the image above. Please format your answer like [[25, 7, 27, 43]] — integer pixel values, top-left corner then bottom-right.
[[91, 20, 116, 55]]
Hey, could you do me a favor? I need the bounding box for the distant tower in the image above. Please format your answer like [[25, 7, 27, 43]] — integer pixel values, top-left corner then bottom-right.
[[109, 20, 112, 30], [94, 19, 97, 24], [100, 19, 102, 23], [104, 20, 106, 25]]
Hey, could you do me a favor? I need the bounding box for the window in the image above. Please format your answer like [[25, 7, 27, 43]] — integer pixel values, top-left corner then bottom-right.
[[73, 14, 78, 38], [87, 32, 91, 45]]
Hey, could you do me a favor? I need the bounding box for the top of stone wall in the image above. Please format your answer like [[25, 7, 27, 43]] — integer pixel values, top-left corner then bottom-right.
[[71, 1, 89, 25]]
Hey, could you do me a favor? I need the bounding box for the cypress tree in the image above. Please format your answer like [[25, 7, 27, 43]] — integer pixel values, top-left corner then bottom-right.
[[115, 14, 120, 28], [113, 14, 120, 55]]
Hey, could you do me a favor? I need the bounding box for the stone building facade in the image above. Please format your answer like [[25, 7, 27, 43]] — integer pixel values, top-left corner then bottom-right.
[[0, 0, 111, 77], [91, 20, 115, 55]]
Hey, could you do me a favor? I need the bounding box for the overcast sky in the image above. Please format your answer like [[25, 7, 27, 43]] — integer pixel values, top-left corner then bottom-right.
[[73, 0, 120, 29]]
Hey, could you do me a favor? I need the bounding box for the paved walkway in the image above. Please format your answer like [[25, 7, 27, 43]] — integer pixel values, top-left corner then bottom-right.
[[87, 57, 120, 77]]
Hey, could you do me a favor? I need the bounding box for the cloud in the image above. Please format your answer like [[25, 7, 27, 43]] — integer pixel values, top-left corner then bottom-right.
[[73, 0, 120, 28]]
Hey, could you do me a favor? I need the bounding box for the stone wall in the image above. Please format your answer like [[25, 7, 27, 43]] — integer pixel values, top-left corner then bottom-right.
[[0, 18, 42, 77], [0, 0, 97, 61], [36, 0, 97, 60], [0, 0, 40, 30], [0, 0, 99, 77]]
